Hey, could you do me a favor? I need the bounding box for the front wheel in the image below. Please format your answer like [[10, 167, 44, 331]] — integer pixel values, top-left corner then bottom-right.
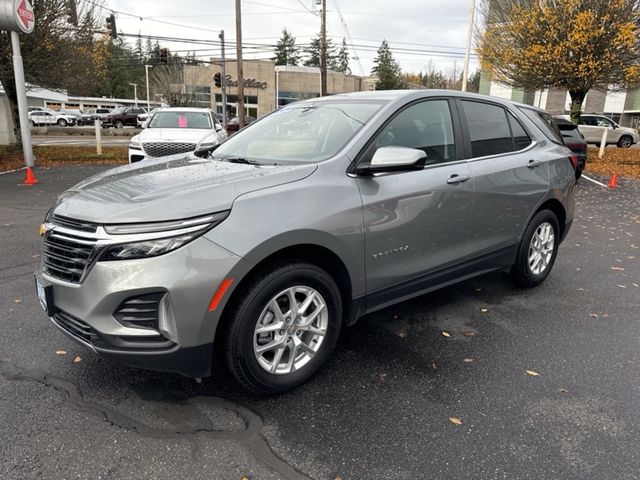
[[617, 135, 633, 148], [510, 210, 560, 288], [222, 263, 342, 394], [57, 119, 67, 127], [115, 120, 124, 129]]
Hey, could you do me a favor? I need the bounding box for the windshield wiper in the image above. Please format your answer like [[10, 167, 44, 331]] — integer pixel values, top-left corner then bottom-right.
[[216, 156, 261, 165]]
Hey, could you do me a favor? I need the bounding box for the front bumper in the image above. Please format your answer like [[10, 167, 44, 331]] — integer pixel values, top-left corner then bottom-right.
[[128, 147, 146, 163], [37, 235, 249, 377]]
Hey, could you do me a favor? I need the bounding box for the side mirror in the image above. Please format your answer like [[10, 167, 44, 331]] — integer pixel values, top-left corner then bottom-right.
[[141, 120, 148, 129], [215, 124, 223, 132], [356, 147, 427, 176], [194, 135, 220, 158]]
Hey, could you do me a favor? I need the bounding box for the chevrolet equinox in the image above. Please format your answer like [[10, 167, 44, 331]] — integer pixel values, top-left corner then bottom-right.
[[36, 91, 576, 394]]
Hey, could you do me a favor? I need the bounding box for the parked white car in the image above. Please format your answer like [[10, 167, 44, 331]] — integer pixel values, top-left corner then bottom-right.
[[560, 114, 640, 148], [28, 109, 77, 127], [128, 108, 227, 163]]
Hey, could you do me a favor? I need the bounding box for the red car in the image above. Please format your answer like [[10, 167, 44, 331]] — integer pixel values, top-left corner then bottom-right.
[[225, 116, 256, 133]]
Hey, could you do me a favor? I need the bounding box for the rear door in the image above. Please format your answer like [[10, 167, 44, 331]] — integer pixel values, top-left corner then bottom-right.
[[578, 115, 601, 143], [457, 100, 549, 257], [357, 98, 474, 295]]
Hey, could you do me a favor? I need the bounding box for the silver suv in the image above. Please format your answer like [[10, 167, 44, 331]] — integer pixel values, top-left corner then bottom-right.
[[36, 91, 576, 394]]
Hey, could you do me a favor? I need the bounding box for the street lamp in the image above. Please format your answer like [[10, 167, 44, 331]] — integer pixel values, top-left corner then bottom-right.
[[129, 82, 138, 107], [144, 65, 153, 111]]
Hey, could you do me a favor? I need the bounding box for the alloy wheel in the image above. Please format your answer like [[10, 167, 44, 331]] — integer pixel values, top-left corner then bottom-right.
[[528, 222, 555, 275], [253, 286, 328, 375]]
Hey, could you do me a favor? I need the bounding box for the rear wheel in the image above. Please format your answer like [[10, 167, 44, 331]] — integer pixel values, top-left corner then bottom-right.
[[510, 209, 560, 288], [222, 262, 342, 394], [115, 120, 124, 129], [617, 135, 633, 148], [57, 118, 67, 127]]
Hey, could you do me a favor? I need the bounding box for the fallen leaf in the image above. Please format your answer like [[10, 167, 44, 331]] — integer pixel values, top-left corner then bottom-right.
[[73, 356, 82, 364], [377, 372, 387, 381], [480, 308, 488, 313], [577, 287, 585, 291], [55, 350, 66, 355], [462, 330, 476, 337], [617, 285, 626, 288], [559, 388, 569, 394], [449, 416, 463, 426], [241, 476, 250, 480], [31, 254, 40, 258], [611, 266, 625, 271], [463, 358, 474, 363], [431, 362, 439, 370], [396, 331, 407, 338], [441, 331, 451, 338], [14, 299, 22, 304], [589, 313, 599, 318], [335, 476, 343, 480], [526, 370, 540, 376]]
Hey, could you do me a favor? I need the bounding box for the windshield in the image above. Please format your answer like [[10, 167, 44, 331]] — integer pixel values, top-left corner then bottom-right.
[[148, 111, 212, 129], [213, 100, 385, 163]]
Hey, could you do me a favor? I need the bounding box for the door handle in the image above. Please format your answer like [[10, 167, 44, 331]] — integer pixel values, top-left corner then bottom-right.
[[446, 174, 471, 184], [527, 160, 542, 168]]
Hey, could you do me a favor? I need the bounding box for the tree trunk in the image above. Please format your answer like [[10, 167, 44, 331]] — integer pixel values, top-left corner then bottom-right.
[[568, 89, 587, 125]]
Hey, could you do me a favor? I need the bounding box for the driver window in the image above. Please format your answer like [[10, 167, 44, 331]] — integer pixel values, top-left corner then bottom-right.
[[371, 100, 456, 165], [597, 117, 613, 128]]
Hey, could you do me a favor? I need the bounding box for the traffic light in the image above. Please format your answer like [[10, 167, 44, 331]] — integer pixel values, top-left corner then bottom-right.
[[160, 48, 169, 64], [106, 13, 117, 39], [214, 73, 221, 88]]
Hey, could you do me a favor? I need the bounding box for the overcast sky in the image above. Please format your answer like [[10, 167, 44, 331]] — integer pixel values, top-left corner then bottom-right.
[[109, 0, 480, 77]]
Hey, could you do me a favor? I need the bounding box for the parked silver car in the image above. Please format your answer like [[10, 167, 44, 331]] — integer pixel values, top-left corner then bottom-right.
[[36, 90, 576, 394]]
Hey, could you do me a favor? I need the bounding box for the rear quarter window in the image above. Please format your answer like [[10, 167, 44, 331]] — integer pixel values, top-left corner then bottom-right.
[[518, 107, 564, 145]]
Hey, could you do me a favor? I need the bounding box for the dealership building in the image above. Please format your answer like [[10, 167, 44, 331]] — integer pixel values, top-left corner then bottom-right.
[[185, 59, 376, 118]]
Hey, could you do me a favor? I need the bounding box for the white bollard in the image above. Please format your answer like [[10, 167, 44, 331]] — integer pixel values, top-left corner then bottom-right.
[[95, 119, 102, 155], [598, 128, 608, 159]]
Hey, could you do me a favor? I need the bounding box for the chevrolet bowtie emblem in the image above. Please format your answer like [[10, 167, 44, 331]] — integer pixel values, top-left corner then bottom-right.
[[39, 224, 48, 236]]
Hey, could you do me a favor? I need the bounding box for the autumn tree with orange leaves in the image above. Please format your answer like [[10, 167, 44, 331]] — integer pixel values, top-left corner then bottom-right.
[[477, 0, 640, 123]]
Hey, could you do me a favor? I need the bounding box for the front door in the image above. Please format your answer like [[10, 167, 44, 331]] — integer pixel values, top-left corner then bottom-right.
[[357, 99, 473, 295]]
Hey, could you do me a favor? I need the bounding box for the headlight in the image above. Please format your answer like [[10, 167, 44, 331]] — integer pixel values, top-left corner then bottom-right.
[[129, 139, 142, 150], [99, 211, 229, 261], [100, 234, 197, 261]]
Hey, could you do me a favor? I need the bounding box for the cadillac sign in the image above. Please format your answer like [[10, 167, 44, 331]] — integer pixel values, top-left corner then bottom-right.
[[0, 0, 35, 33]]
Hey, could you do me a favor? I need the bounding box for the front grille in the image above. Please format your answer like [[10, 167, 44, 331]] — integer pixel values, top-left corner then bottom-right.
[[113, 293, 164, 329], [142, 142, 196, 158], [43, 231, 97, 283], [52, 214, 97, 233]]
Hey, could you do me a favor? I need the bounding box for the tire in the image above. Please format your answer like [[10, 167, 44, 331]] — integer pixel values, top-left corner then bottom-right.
[[29, 120, 35, 127], [222, 262, 342, 394], [115, 120, 124, 129], [57, 119, 67, 127], [509, 209, 560, 288], [617, 135, 633, 148]]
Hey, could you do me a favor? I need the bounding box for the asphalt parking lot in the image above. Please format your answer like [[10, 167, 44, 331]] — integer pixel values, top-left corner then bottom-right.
[[1, 165, 639, 480]]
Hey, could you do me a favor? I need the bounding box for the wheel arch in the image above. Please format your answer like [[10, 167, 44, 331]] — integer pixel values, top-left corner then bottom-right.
[[215, 243, 356, 344], [532, 198, 566, 241]]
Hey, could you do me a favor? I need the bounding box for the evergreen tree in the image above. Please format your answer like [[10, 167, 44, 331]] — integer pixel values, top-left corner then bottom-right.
[[371, 40, 404, 90], [134, 34, 144, 62], [335, 38, 351, 74], [304, 34, 338, 68], [273, 29, 301, 66]]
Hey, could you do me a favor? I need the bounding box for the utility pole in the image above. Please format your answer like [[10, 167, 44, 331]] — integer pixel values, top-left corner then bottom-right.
[[219, 30, 227, 126], [320, 0, 327, 96], [461, 0, 476, 92], [129, 83, 138, 107], [144, 65, 152, 111], [235, 0, 245, 128]]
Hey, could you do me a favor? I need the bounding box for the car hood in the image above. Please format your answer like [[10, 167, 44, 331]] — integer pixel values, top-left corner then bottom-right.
[[53, 156, 317, 223], [135, 128, 212, 143]]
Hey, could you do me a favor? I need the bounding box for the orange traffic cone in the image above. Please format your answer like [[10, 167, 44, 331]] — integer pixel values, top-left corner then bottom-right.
[[23, 167, 38, 185], [607, 172, 618, 189]]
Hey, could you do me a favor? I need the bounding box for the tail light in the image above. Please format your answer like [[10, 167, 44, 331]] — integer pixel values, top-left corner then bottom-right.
[[568, 154, 578, 170]]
